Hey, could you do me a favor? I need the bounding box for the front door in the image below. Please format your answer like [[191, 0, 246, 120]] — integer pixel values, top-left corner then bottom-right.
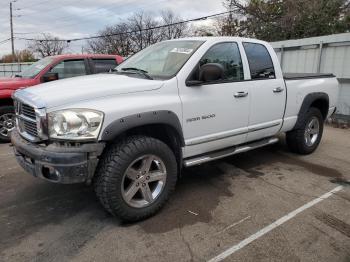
[[179, 42, 250, 157]]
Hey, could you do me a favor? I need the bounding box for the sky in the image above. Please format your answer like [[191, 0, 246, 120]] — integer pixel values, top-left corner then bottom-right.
[[0, 0, 226, 57]]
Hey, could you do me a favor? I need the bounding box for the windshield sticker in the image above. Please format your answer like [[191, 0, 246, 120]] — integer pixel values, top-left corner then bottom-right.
[[170, 48, 194, 54]]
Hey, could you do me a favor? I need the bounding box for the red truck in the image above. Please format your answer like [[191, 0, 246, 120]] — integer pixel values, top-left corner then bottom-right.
[[0, 54, 123, 142]]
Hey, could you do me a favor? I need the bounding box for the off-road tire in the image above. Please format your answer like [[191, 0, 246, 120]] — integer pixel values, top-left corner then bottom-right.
[[286, 107, 324, 155], [0, 106, 15, 143], [94, 135, 177, 222]]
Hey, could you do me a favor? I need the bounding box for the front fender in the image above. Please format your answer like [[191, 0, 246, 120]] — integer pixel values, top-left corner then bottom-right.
[[100, 110, 184, 146], [0, 89, 15, 100]]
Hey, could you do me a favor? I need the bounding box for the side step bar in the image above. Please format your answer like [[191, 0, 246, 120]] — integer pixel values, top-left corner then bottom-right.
[[184, 137, 279, 167]]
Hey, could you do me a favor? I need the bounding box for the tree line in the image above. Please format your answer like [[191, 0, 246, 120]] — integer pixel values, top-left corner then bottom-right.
[[1, 0, 349, 62]]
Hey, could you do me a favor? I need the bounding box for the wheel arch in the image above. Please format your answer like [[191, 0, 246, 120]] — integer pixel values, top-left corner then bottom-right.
[[294, 92, 329, 129], [100, 111, 184, 172], [0, 98, 14, 107]]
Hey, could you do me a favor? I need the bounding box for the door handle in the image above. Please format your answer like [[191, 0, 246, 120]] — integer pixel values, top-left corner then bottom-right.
[[273, 87, 284, 93], [234, 91, 248, 98]]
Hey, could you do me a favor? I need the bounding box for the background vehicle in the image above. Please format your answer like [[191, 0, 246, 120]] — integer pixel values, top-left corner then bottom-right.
[[11, 37, 338, 221], [0, 54, 123, 142]]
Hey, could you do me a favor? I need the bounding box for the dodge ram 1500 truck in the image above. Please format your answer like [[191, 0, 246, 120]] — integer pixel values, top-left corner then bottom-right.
[[11, 37, 338, 221], [0, 54, 123, 142]]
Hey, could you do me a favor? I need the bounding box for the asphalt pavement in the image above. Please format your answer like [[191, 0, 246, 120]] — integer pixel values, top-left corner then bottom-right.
[[0, 126, 349, 262]]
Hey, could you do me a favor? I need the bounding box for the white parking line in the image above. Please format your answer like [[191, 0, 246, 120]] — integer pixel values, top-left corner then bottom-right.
[[0, 153, 12, 157], [208, 185, 343, 262]]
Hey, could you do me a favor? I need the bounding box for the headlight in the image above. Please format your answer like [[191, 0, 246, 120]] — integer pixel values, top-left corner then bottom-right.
[[48, 109, 104, 140]]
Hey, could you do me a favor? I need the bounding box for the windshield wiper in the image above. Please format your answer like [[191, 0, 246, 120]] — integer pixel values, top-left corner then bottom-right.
[[14, 74, 22, 78], [120, 67, 153, 80]]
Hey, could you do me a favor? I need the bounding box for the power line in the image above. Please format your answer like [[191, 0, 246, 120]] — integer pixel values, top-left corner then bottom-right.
[[0, 38, 11, 45], [17, 11, 232, 43], [14, 32, 40, 35], [16, 0, 168, 34]]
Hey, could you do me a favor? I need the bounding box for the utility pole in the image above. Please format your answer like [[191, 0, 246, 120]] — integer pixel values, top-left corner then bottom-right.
[[10, 2, 15, 62]]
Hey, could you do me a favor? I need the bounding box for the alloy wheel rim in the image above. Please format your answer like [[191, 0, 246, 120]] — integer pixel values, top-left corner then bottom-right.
[[304, 116, 319, 147], [121, 154, 167, 208], [0, 113, 15, 137]]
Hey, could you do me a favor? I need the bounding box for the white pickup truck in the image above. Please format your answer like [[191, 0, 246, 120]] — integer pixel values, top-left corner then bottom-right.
[[11, 37, 338, 221]]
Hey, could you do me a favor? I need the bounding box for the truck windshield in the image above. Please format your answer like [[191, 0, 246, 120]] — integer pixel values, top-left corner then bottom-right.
[[115, 40, 204, 80], [19, 57, 54, 78]]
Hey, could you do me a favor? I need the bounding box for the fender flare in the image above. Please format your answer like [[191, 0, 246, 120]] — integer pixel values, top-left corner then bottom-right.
[[293, 92, 329, 129], [100, 110, 185, 146]]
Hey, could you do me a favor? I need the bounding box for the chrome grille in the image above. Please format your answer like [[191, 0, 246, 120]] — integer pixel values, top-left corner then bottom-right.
[[15, 101, 39, 140], [21, 104, 36, 119], [23, 119, 38, 137]]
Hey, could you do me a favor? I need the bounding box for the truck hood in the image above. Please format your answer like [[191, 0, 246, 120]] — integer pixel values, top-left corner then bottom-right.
[[14, 73, 164, 109], [0, 77, 36, 90]]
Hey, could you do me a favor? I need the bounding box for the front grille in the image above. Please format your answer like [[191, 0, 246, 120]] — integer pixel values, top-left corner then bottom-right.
[[15, 101, 39, 140], [21, 104, 36, 119], [23, 119, 38, 137]]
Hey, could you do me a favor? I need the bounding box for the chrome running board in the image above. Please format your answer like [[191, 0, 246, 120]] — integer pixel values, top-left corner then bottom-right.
[[184, 137, 279, 167]]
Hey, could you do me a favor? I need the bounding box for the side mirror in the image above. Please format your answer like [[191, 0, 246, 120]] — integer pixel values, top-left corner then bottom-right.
[[42, 72, 59, 82], [186, 80, 204, 86], [199, 63, 224, 82], [186, 63, 224, 86]]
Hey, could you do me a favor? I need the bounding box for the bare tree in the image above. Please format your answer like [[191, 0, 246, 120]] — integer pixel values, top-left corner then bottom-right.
[[27, 33, 69, 57], [87, 10, 189, 57], [160, 10, 188, 39], [87, 23, 134, 57], [128, 12, 162, 51]]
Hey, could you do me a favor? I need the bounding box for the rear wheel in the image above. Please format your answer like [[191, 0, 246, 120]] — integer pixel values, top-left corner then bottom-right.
[[286, 107, 324, 154], [0, 106, 15, 143], [94, 135, 177, 221]]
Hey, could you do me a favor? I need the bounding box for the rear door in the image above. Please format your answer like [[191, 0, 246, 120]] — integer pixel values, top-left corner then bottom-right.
[[48, 59, 89, 80], [91, 58, 118, 73], [243, 42, 286, 142]]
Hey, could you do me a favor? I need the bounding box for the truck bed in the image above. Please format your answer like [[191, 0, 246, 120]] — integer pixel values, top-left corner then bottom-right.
[[283, 73, 335, 80]]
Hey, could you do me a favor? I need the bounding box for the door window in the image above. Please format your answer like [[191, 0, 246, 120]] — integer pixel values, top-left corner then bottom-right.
[[92, 59, 118, 73], [50, 59, 87, 79], [199, 42, 244, 82], [243, 42, 275, 80]]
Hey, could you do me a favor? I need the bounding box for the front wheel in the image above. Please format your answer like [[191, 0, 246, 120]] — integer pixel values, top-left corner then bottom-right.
[[94, 136, 177, 222], [0, 106, 15, 143], [286, 107, 324, 155]]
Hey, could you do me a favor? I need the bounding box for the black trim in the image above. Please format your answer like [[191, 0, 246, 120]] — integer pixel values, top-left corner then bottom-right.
[[101, 110, 185, 146], [283, 73, 335, 80]]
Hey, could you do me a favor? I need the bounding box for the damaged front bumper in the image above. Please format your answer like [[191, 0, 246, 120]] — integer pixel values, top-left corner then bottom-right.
[[11, 130, 105, 184]]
